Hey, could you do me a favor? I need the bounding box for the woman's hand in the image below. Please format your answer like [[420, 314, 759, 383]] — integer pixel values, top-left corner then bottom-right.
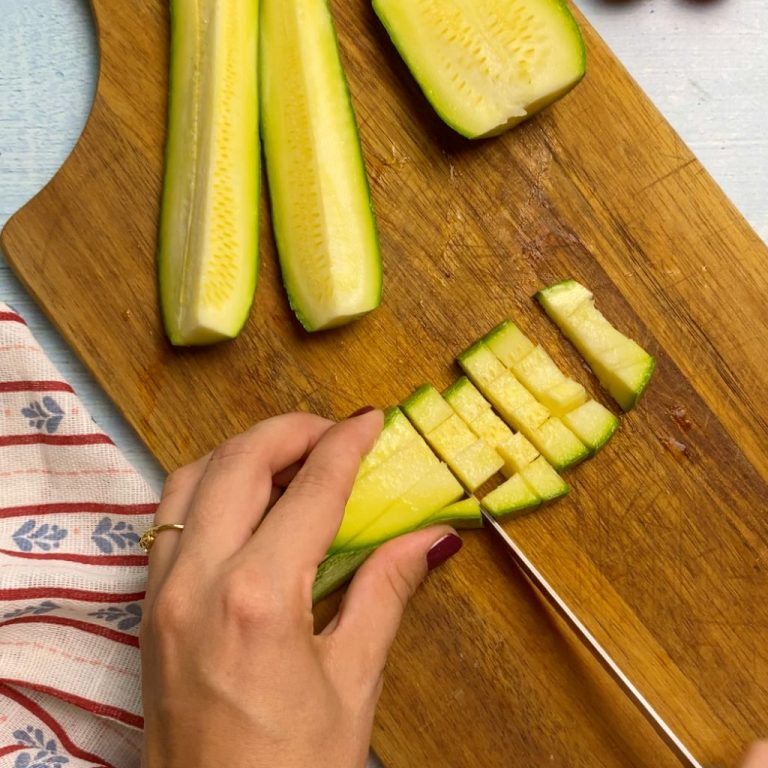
[[140, 410, 462, 768], [742, 742, 768, 767]]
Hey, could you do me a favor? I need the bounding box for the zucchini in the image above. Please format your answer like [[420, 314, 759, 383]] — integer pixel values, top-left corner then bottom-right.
[[403, 384, 504, 491], [536, 280, 656, 410], [260, 0, 382, 330], [159, 0, 260, 345], [372, 0, 586, 138]]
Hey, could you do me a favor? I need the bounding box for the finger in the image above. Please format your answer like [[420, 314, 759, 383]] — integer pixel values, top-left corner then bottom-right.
[[178, 413, 334, 562], [327, 527, 462, 686], [273, 460, 303, 489], [247, 409, 383, 583], [145, 453, 210, 595], [741, 741, 768, 768]]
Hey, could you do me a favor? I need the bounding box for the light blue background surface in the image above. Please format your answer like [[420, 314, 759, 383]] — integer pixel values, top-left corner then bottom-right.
[[0, 1, 765, 765]]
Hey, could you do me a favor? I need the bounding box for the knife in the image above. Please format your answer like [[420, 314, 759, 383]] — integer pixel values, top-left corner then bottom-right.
[[480, 507, 704, 768]]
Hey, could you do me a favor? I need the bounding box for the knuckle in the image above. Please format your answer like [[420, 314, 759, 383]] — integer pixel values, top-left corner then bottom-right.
[[145, 579, 190, 636], [161, 464, 197, 502], [219, 569, 285, 626], [209, 433, 262, 465]]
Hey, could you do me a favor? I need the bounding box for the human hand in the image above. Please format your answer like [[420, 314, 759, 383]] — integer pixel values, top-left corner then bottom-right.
[[140, 410, 462, 768], [741, 742, 768, 768]]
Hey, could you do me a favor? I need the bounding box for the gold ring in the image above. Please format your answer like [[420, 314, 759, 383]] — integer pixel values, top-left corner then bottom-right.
[[139, 523, 185, 553]]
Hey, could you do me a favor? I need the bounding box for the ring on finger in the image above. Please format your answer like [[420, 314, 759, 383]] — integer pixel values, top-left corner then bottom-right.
[[139, 523, 185, 553]]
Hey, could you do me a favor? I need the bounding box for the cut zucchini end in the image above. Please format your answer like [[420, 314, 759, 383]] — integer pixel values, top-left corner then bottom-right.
[[535, 278, 593, 320], [287, 279, 382, 333], [498, 432, 540, 476], [618, 356, 657, 411], [161, 304, 253, 347], [373, 0, 586, 139], [562, 399, 620, 454]]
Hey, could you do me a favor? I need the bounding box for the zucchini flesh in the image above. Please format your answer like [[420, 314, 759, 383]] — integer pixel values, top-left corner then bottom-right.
[[159, 0, 260, 345], [260, 0, 382, 330], [373, 0, 586, 138]]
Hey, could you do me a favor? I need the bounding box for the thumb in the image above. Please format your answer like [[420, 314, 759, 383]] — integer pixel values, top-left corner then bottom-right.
[[741, 742, 768, 768], [327, 526, 463, 687]]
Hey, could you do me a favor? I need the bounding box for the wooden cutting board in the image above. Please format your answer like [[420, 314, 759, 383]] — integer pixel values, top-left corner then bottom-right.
[[3, 1, 767, 765]]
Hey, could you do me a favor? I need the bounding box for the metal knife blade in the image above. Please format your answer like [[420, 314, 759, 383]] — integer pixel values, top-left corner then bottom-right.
[[480, 507, 703, 768]]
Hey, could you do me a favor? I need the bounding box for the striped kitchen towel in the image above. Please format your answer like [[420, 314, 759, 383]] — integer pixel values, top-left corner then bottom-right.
[[0, 304, 154, 767]]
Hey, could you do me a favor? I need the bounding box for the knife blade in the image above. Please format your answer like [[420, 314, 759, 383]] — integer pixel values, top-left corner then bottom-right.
[[480, 507, 703, 768]]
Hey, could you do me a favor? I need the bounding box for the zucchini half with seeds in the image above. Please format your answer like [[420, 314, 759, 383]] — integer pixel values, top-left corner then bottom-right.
[[260, 0, 382, 331], [373, 0, 586, 138], [159, 0, 260, 346]]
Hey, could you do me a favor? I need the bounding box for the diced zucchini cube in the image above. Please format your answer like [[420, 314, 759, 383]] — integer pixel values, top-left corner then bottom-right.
[[428, 413, 477, 459], [482, 473, 540, 518], [512, 345, 566, 394], [458, 341, 507, 386], [484, 320, 535, 367], [485, 372, 535, 422], [469, 409, 513, 446], [449, 440, 504, 491], [562, 399, 620, 453], [510, 399, 551, 432], [540, 378, 589, 416], [402, 384, 454, 433], [529, 417, 588, 471], [520, 456, 569, 501], [444, 376, 492, 423], [497, 432, 540, 476], [359, 406, 419, 477]]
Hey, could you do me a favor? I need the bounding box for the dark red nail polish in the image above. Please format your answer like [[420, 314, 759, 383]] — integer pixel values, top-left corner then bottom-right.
[[426, 534, 463, 571], [348, 405, 375, 418]]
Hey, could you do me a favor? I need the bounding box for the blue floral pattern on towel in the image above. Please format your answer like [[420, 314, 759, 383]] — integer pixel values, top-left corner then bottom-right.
[[21, 397, 64, 434], [90, 517, 140, 554], [88, 602, 142, 631], [2, 600, 60, 619], [11, 521, 67, 552], [13, 726, 69, 767]]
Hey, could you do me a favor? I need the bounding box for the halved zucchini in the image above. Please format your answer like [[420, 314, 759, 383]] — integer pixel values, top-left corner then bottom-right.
[[159, 0, 260, 345], [261, 0, 382, 330], [372, 0, 586, 138]]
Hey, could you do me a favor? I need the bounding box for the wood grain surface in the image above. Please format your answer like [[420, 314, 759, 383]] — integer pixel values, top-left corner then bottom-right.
[[2, 1, 767, 765]]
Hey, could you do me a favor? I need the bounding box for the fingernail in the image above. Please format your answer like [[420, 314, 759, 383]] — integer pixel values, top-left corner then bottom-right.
[[348, 405, 375, 418], [426, 534, 463, 571]]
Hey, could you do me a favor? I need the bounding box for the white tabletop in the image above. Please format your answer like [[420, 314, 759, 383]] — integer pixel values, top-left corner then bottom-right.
[[1, 1, 765, 764]]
